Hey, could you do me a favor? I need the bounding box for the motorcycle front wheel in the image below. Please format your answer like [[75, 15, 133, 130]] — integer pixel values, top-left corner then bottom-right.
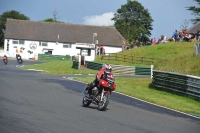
[[98, 93, 110, 111], [82, 96, 92, 107], [3, 60, 7, 65]]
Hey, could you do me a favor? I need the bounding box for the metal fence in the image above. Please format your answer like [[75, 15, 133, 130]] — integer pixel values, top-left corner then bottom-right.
[[151, 70, 200, 101]]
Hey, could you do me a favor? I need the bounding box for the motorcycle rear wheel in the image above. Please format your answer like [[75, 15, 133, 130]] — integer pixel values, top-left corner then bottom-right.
[[98, 93, 110, 111], [82, 97, 92, 107]]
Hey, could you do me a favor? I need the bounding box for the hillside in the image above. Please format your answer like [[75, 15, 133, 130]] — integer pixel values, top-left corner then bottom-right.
[[95, 42, 200, 76]]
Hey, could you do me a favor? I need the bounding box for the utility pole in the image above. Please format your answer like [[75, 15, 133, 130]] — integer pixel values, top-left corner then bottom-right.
[[52, 10, 58, 22]]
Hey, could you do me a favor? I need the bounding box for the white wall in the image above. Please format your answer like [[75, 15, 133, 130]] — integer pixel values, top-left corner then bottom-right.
[[3, 39, 97, 60], [103, 46, 122, 54]]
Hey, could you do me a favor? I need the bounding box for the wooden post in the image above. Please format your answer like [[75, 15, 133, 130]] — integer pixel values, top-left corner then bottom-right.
[[132, 56, 134, 64]]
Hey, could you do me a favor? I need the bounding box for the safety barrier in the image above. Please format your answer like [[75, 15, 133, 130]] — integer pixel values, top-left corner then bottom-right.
[[84, 61, 152, 75], [38, 54, 71, 60], [85, 61, 102, 70], [151, 70, 200, 101]]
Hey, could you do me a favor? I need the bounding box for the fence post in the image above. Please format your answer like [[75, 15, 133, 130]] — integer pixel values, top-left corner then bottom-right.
[[194, 43, 199, 55], [78, 55, 81, 69], [132, 56, 134, 63], [151, 65, 154, 79], [124, 55, 125, 62]]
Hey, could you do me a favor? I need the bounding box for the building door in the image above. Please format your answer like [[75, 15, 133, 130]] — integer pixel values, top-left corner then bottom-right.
[[81, 56, 85, 65]]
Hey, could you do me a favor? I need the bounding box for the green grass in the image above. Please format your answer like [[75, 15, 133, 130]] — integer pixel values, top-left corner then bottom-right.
[[22, 41, 200, 117], [23, 60, 97, 75]]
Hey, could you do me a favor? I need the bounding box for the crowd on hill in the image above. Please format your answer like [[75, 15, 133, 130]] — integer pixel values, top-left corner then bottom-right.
[[151, 29, 200, 45], [121, 29, 200, 50]]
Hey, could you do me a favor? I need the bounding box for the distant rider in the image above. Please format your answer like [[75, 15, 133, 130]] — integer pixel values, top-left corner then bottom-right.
[[3, 55, 8, 60], [16, 54, 22, 60]]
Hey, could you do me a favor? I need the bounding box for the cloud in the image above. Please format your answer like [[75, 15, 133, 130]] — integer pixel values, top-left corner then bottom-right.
[[83, 12, 114, 26]]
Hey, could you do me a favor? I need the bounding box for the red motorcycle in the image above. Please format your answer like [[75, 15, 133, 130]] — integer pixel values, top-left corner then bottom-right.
[[3, 56, 8, 65], [82, 78, 116, 111]]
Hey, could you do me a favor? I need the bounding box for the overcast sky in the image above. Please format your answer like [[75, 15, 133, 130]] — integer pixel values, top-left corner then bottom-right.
[[0, 0, 197, 39]]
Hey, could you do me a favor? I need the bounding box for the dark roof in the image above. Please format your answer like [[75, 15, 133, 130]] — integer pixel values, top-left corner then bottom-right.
[[5, 19, 125, 47], [188, 21, 200, 33]]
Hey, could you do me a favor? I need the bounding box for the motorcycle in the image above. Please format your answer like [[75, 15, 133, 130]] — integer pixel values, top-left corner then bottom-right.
[[17, 56, 23, 64], [82, 78, 116, 111], [3, 57, 8, 65]]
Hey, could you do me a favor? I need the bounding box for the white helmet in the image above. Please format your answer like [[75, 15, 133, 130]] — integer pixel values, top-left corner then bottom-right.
[[103, 64, 112, 73]]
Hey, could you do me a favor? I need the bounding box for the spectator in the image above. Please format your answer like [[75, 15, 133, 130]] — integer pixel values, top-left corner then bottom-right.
[[150, 38, 153, 44], [130, 42, 134, 48], [152, 38, 156, 45], [168, 36, 175, 42], [172, 30, 178, 41], [122, 40, 125, 51], [178, 31, 183, 42], [100, 45, 103, 55], [122, 43, 125, 51], [196, 30, 200, 41]]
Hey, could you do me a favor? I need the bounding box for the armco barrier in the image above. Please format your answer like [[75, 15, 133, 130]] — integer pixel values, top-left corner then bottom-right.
[[135, 67, 151, 75], [38, 54, 71, 60], [84, 61, 152, 76], [151, 70, 200, 101], [85, 61, 103, 70]]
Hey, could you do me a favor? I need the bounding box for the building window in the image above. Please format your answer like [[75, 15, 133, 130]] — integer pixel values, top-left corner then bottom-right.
[[63, 44, 71, 48], [39, 42, 48, 47], [12, 40, 25, 45], [19, 40, 25, 44]]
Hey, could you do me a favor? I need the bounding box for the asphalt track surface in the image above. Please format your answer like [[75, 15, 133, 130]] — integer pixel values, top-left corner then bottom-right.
[[0, 59, 199, 133]]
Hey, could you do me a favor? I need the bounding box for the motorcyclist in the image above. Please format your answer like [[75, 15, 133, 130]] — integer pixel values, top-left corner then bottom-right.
[[16, 54, 21, 59], [85, 64, 114, 97], [3, 55, 8, 60]]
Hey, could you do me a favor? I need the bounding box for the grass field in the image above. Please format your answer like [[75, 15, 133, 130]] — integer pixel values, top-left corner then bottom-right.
[[23, 41, 200, 117]]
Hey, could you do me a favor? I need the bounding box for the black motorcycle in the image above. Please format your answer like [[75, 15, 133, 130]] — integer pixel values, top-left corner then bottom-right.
[[17, 56, 23, 64]]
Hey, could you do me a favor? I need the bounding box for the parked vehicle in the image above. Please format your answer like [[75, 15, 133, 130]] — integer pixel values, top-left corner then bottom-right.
[[82, 79, 116, 111]]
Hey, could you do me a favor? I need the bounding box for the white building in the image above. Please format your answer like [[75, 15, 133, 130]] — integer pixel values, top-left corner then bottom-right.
[[4, 19, 125, 61]]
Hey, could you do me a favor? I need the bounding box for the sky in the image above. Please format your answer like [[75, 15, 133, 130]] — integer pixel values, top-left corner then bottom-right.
[[0, 0, 197, 39]]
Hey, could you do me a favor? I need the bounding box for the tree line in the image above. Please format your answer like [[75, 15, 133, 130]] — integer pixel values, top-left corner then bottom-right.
[[0, 0, 199, 48]]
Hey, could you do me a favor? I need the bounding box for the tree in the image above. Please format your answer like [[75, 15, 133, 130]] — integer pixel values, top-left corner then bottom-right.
[[41, 18, 56, 22], [186, 0, 200, 24], [180, 19, 190, 31], [112, 0, 153, 44], [41, 10, 67, 23], [0, 10, 29, 47]]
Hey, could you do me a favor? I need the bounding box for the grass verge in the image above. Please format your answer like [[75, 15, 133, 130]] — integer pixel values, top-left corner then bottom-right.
[[23, 60, 97, 75]]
